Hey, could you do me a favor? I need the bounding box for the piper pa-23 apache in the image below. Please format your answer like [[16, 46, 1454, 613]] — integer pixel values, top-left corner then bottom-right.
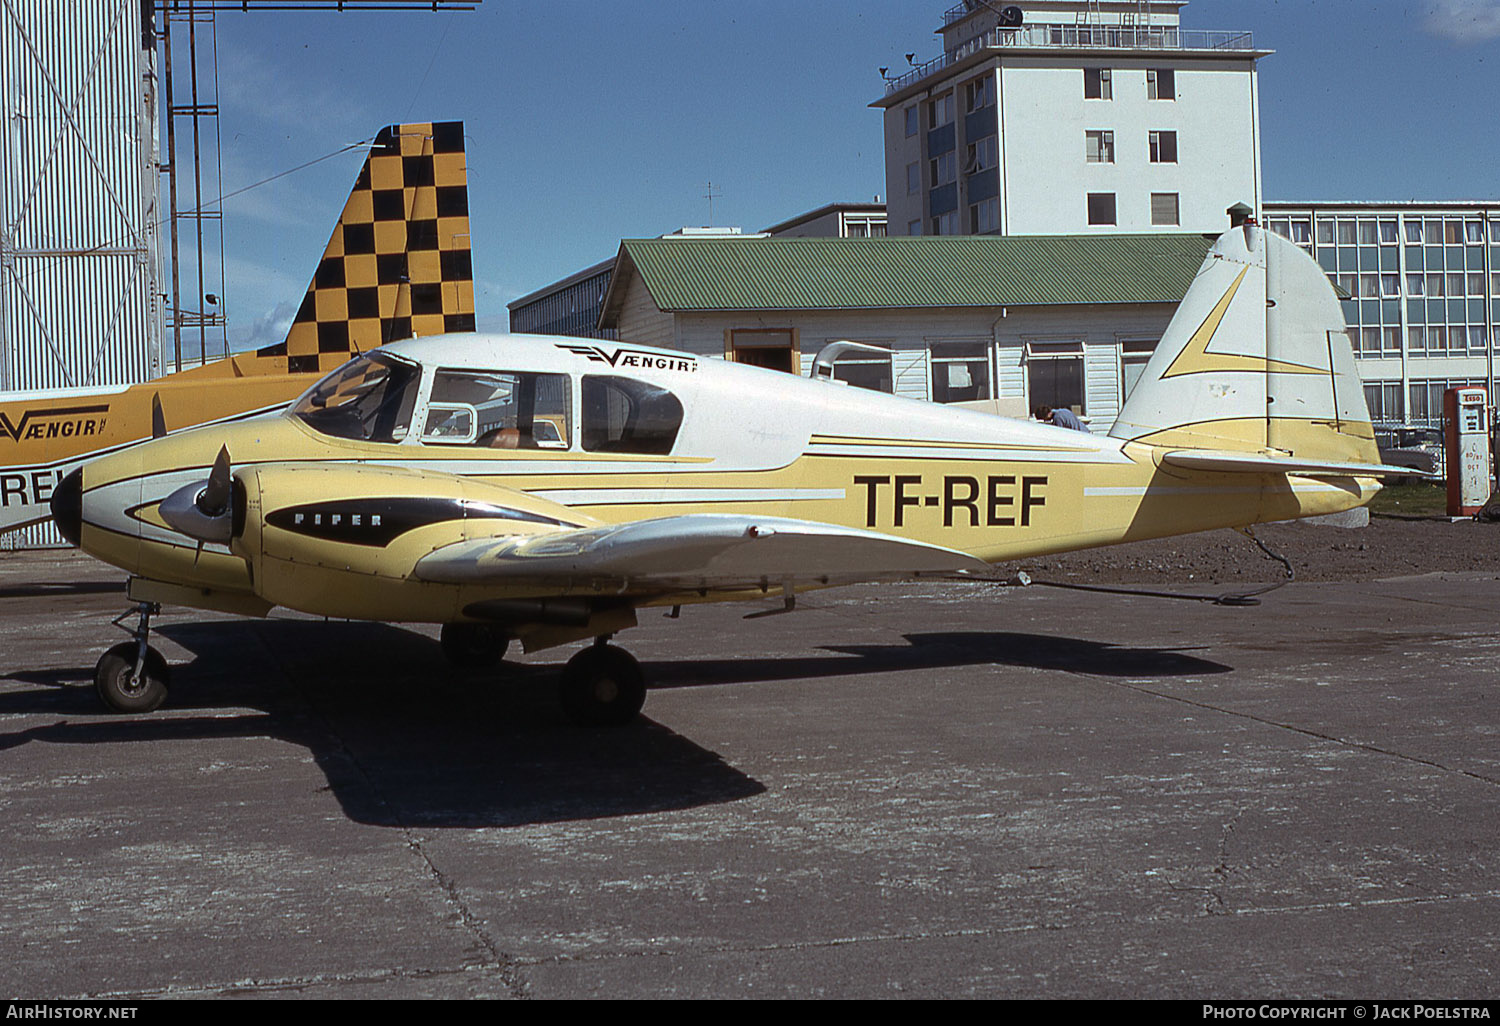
[[51, 222, 1418, 725]]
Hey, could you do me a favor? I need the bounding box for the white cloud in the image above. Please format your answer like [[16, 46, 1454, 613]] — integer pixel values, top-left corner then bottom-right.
[[1423, 0, 1500, 43], [229, 300, 299, 354]]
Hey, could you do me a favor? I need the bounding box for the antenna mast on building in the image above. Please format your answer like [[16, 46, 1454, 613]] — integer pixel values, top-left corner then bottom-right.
[[704, 179, 723, 224]]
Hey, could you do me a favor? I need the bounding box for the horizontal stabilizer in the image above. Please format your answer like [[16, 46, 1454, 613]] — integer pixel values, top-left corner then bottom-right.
[[414, 513, 989, 590], [1162, 450, 1434, 479]]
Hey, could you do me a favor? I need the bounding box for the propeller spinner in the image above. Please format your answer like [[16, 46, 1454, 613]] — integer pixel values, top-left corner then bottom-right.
[[159, 446, 235, 543]]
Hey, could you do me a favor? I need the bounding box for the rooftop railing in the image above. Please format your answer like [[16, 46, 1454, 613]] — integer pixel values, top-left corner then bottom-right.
[[887, 22, 1256, 93]]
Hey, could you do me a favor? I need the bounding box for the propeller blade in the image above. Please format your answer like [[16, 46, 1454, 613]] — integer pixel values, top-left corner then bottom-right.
[[198, 446, 232, 516]]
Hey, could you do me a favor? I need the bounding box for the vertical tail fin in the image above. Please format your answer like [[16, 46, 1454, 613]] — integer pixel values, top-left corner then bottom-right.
[[1110, 224, 1379, 465], [174, 121, 476, 381]]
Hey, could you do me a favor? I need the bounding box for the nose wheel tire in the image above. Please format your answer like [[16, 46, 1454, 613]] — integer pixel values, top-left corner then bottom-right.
[[95, 641, 170, 714], [440, 622, 511, 670], [559, 644, 646, 726]]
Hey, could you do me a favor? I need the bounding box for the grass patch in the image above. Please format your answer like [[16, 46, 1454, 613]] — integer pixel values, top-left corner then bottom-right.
[[1370, 482, 1448, 516]]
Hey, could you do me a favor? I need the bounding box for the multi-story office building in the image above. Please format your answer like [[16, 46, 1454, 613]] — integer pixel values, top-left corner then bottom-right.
[[1263, 202, 1499, 427], [875, 0, 1266, 237]]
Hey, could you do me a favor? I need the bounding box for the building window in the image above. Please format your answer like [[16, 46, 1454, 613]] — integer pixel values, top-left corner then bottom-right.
[[1151, 193, 1180, 226], [1087, 193, 1116, 226], [1381, 274, 1400, 298], [830, 343, 895, 393], [908, 219, 922, 236], [1084, 67, 1112, 100], [1085, 130, 1114, 164], [1405, 220, 1423, 243], [844, 216, 886, 238], [1120, 339, 1157, 400], [1027, 341, 1086, 414], [967, 135, 998, 173], [931, 210, 959, 236], [907, 162, 920, 195], [1406, 273, 1424, 297], [931, 151, 956, 187], [964, 74, 995, 112], [1337, 220, 1357, 245], [905, 105, 919, 137], [729, 329, 797, 374], [1465, 222, 1484, 243], [930, 341, 992, 403], [1148, 130, 1178, 163], [970, 197, 999, 234], [1363, 382, 1403, 423], [1147, 68, 1175, 100], [1268, 218, 1313, 248], [928, 92, 955, 129]]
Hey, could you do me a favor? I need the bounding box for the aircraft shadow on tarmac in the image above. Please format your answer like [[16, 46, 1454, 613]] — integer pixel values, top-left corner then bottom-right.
[[0, 620, 1229, 828], [644, 631, 1231, 690]]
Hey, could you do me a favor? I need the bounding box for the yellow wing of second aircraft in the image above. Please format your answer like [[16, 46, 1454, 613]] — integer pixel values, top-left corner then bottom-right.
[[0, 121, 476, 541]]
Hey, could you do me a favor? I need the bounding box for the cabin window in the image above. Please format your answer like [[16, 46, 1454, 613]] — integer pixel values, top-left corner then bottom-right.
[[421, 369, 570, 449], [581, 376, 683, 455], [292, 352, 421, 443]]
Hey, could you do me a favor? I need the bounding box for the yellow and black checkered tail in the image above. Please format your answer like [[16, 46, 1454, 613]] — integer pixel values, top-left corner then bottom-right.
[[245, 121, 476, 376]]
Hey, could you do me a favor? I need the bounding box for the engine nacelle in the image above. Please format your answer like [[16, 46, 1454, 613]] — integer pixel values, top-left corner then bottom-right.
[[232, 463, 593, 621]]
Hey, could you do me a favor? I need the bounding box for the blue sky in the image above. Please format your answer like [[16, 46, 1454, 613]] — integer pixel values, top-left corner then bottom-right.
[[198, 0, 1500, 353]]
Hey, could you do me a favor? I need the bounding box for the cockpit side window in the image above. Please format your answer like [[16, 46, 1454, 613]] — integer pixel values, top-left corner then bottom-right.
[[581, 376, 683, 455], [291, 354, 420, 442], [421, 370, 571, 449]]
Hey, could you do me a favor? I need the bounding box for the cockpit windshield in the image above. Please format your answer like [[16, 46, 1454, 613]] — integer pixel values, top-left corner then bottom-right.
[[291, 353, 421, 442]]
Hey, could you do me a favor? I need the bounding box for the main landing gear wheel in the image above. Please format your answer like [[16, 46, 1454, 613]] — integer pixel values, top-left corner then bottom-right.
[[559, 643, 646, 727], [95, 641, 170, 714], [440, 622, 511, 670]]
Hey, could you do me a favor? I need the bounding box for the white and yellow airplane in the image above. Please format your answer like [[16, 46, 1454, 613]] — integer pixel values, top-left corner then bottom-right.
[[0, 122, 475, 540], [52, 222, 1416, 725]]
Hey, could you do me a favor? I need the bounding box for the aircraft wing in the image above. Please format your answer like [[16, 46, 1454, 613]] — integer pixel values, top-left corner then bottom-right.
[[413, 513, 990, 591], [1161, 450, 1435, 478]]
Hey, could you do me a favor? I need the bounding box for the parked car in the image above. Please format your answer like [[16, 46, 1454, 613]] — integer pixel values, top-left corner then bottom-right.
[[1375, 425, 1444, 481]]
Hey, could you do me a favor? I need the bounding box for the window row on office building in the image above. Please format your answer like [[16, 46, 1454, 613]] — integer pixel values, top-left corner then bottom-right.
[[1263, 204, 1499, 425]]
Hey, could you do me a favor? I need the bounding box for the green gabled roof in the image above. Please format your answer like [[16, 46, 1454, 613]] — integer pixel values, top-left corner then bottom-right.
[[611, 233, 1214, 315]]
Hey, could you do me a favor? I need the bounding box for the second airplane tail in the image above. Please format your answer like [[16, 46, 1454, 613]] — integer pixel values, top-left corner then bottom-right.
[[174, 120, 476, 381]]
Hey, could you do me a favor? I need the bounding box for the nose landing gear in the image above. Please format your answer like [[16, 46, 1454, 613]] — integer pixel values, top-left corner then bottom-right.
[[95, 602, 170, 713]]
